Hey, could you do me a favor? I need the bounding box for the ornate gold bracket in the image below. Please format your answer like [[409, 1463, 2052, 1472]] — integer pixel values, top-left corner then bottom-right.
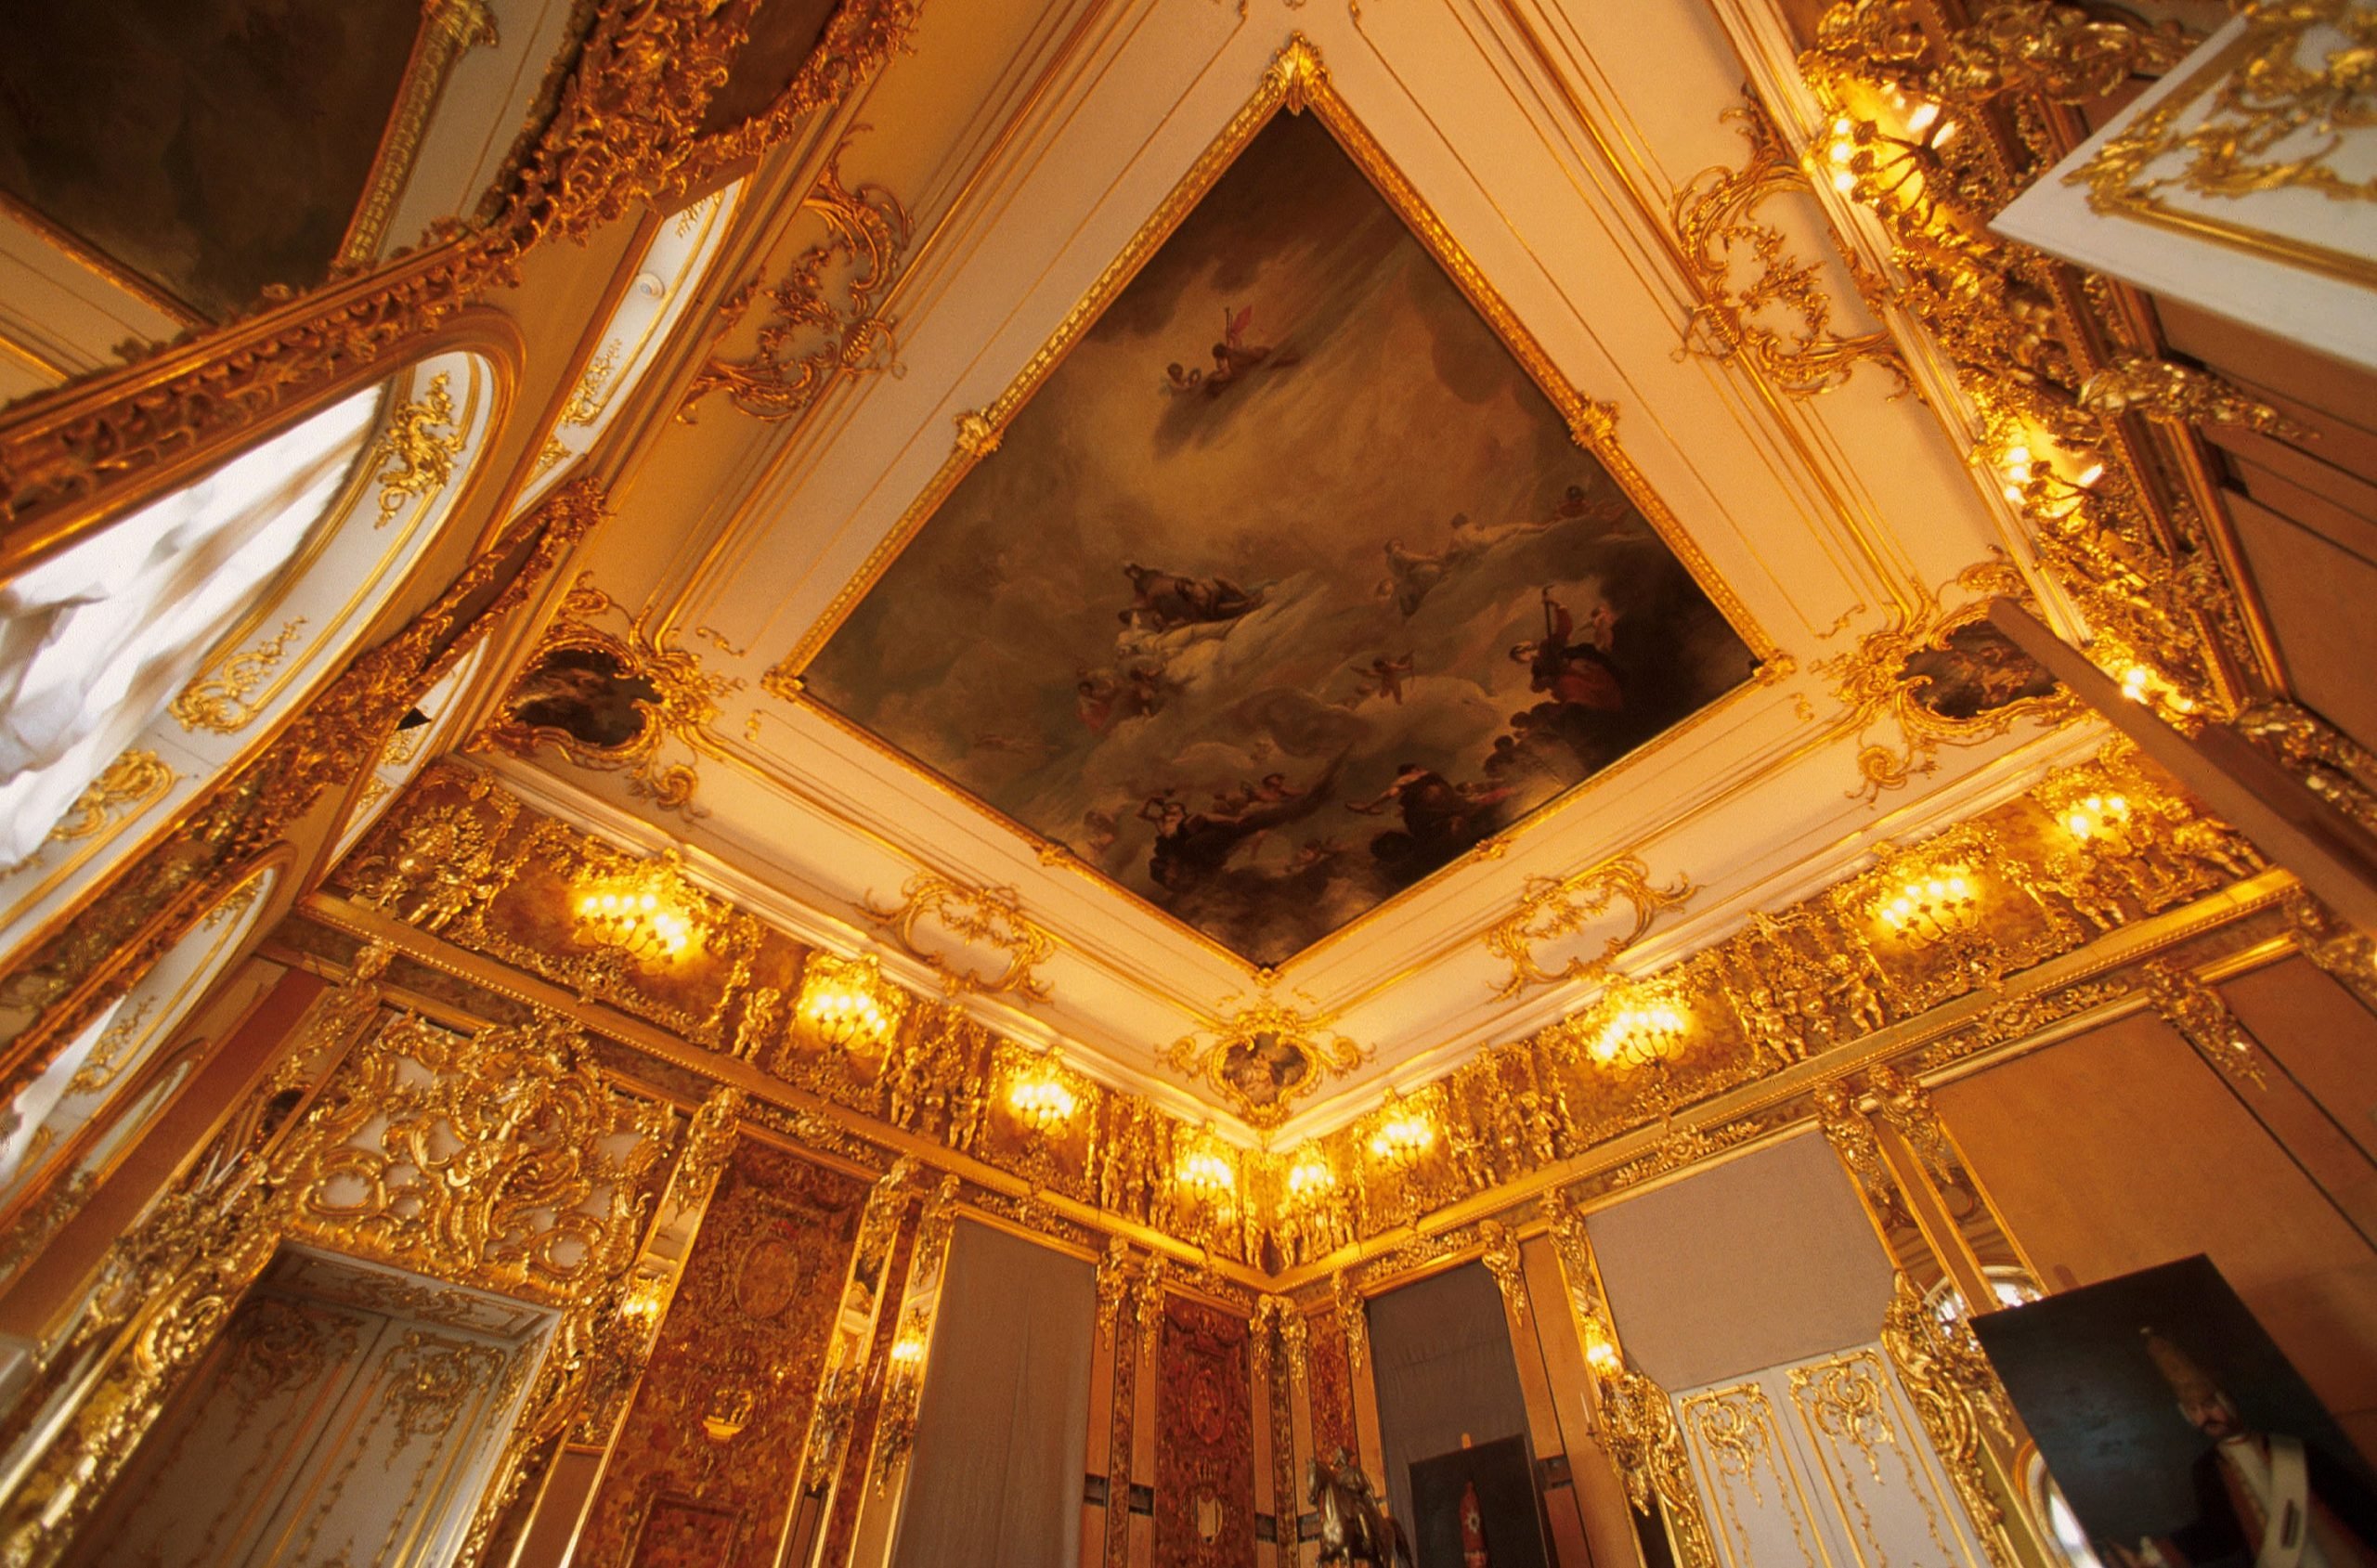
[[1162, 999, 1370, 1129], [475, 570, 742, 814], [1672, 97, 1910, 398], [1817, 561, 2075, 800]]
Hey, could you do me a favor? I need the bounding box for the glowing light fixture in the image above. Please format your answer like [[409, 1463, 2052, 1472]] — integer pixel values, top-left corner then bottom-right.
[[1579, 1315, 1621, 1375], [1007, 1070, 1078, 1134], [575, 855, 700, 964], [797, 952, 904, 1055], [890, 1334, 927, 1367], [1367, 1096, 1436, 1167], [1875, 866, 1981, 944], [1284, 1147, 1337, 1206], [1177, 1147, 1238, 1201], [2061, 792, 2133, 845], [1590, 1003, 1688, 1069]]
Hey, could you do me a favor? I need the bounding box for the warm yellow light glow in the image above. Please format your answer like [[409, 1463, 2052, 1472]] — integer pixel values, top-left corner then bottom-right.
[[2061, 792, 2133, 844], [890, 1335, 926, 1365], [1285, 1149, 1337, 1205], [575, 867, 696, 964], [1007, 1072, 1078, 1134], [1367, 1102, 1436, 1166], [1876, 866, 1981, 942], [1906, 101, 1941, 134], [1591, 1004, 1687, 1069], [1580, 1316, 1621, 1374], [1177, 1148, 1237, 1199], [796, 953, 903, 1055]]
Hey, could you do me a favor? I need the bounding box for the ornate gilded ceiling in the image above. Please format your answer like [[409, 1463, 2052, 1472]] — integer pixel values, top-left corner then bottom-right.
[[474, 0, 2105, 1139]]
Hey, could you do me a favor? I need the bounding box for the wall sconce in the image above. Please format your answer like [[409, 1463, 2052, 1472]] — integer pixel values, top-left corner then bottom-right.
[[1367, 1095, 1435, 1168], [1589, 1002, 1688, 1070], [1177, 1147, 1238, 1204], [1284, 1147, 1337, 1207], [796, 952, 906, 1056], [1814, 95, 1957, 225], [1007, 1069, 1078, 1135], [1874, 866, 1982, 946], [2060, 791, 2133, 847], [1578, 1313, 1622, 1376], [575, 852, 702, 964]]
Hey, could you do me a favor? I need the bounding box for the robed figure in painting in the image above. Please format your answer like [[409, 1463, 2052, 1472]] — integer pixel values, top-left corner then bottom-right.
[[2123, 1330, 2377, 1568]]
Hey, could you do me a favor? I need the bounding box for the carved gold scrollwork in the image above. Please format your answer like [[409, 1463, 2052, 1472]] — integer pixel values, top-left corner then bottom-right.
[[0, 996, 672, 1568], [2080, 356, 2312, 439], [858, 874, 1056, 1002], [367, 370, 470, 524], [1817, 562, 2073, 800], [2076, 0, 2377, 211], [477, 570, 741, 813], [1671, 97, 1910, 397], [1799, 0, 2254, 716], [1485, 854, 1698, 999], [1937, 0, 2194, 104], [2144, 962, 2267, 1089], [169, 618, 308, 734], [43, 749, 175, 844], [681, 153, 910, 423], [1603, 1366, 1721, 1568], [1163, 999, 1370, 1129], [1879, 1272, 2020, 1568], [277, 1010, 673, 1299], [2234, 698, 2377, 838]]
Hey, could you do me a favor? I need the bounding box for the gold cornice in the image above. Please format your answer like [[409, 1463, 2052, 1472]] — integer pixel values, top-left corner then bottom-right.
[[1267, 865, 2297, 1294], [320, 739, 2294, 1287], [296, 888, 1275, 1289]]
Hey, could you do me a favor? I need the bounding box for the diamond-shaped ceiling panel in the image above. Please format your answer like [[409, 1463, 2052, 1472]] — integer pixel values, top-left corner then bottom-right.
[[798, 109, 1757, 965]]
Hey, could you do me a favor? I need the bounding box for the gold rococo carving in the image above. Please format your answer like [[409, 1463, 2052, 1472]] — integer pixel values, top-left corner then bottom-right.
[[1672, 97, 1911, 398], [0, 0, 922, 552]]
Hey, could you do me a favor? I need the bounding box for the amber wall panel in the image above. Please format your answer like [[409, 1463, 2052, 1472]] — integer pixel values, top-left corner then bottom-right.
[[1934, 1009, 2377, 1457], [1154, 1296, 1256, 1568], [577, 1145, 868, 1568], [1306, 1314, 1357, 1469]]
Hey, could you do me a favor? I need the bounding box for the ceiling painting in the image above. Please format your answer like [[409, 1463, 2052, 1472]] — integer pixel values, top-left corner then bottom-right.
[[800, 94, 1757, 966]]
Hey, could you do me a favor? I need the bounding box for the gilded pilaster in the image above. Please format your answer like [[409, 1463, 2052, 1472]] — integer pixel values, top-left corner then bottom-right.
[[1814, 1073, 2046, 1568], [1541, 1190, 1717, 1568]]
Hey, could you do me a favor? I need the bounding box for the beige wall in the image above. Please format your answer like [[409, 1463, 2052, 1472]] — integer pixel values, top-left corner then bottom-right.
[[1933, 965, 2377, 1459]]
